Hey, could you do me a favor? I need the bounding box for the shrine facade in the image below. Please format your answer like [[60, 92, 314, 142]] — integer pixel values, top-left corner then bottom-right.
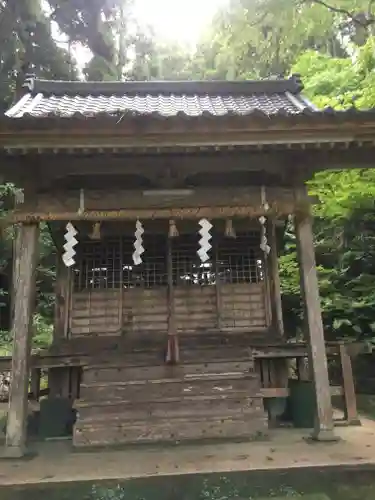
[[1, 75, 375, 455]]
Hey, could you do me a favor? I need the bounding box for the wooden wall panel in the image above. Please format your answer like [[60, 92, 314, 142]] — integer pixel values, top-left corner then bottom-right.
[[70, 283, 267, 337], [220, 283, 267, 331], [70, 290, 121, 336], [174, 286, 217, 332], [122, 288, 168, 336]]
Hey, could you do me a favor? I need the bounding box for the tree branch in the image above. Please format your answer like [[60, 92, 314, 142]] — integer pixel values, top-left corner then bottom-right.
[[301, 0, 375, 26], [368, 0, 375, 17]]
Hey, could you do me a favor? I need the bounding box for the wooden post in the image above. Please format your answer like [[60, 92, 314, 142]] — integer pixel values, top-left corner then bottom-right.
[[295, 193, 337, 441], [297, 357, 310, 381], [268, 219, 284, 337], [49, 254, 71, 398], [263, 256, 272, 328], [30, 368, 41, 401], [166, 233, 179, 364], [4, 223, 39, 458], [53, 255, 70, 345], [214, 237, 223, 330], [339, 343, 361, 425]]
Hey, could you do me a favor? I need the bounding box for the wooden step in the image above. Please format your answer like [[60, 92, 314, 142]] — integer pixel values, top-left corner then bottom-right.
[[82, 360, 253, 385], [73, 413, 268, 447], [79, 373, 260, 402], [75, 395, 264, 421]]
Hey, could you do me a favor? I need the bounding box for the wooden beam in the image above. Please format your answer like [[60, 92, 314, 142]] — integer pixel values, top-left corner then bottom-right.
[[339, 343, 361, 425], [268, 219, 284, 336], [7, 186, 312, 224], [4, 223, 39, 458], [260, 386, 343, 398], [9, 205, 302, 223], [1, 121, 375, 151], [295, 190, 337, 441]]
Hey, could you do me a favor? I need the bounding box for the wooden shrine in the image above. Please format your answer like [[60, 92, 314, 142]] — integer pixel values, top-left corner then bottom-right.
[[1, 75, 375, 456]]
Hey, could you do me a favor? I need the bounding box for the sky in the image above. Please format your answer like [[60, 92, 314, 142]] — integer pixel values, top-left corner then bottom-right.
[[133, 0, 227, 45], [47, 0, 227, 69]]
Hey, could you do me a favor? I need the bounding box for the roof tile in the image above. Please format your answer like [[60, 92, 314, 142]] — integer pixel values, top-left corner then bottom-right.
[[5, 75, 312, 120]]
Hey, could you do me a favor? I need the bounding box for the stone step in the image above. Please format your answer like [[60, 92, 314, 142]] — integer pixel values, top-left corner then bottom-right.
[[73, 413, 268, 447], [79, 373, 260, 402], [75, 394, 264, 421]]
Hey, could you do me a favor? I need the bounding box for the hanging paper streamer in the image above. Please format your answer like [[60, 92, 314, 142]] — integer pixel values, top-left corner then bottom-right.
[[62, 222, 78, 267], [132, 219, 144, 265], [259, 185, 271, 255], [197, 218, 213, 263]]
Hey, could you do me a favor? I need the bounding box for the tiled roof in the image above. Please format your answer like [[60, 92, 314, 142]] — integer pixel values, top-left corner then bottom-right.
[[5, 75, 316, 119]]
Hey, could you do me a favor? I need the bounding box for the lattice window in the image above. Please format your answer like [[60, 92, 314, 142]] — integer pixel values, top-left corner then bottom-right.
[[73, 229, 263, 291], [74, 238, 122, 290], [122, 234, 167, 288], [73, 234, 167, 291], [172, 234, 215, 286], [217, 232, 263, 284]]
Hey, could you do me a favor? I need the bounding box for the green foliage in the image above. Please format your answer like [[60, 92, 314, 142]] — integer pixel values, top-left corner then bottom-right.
[[32, 313, 53, 350], [90, 485, 127, 500], [0, 0, 75, 111]]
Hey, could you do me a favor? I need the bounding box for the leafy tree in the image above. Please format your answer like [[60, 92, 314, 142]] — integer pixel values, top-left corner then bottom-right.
[[0, 0, 75, 111], [277, 41, 375, 340]]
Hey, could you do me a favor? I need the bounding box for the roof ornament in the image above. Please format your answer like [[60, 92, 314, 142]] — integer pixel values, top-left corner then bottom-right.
[[89, 222, 101, 240], [23, 74, 35, 92], [169, 219, 179, 238], [259, 185, 271, 255], [225, 218, 236, 238], [132, 219, 144, 265]]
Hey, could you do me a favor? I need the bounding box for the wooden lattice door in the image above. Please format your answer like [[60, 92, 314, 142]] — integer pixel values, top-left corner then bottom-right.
[[70, 234, 168, 338]]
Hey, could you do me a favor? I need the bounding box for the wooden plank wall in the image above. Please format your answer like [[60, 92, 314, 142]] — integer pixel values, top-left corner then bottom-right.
[[70, 290, 121, 336], [123, 288, 168, 336], [175, 286, 216, 332], [69, 282, 267, 337], [220, 283, 266, 331]]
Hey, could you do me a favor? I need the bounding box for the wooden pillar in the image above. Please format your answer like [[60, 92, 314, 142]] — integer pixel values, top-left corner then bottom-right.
[[295, 193, 336, 441], [49, 254, 71, 398], [53, 255, 70, 345], [214, 237, 223, 330], [268, 219, 284, 337], [166, 231, 179, 364], [4, 223, 39, 457]]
